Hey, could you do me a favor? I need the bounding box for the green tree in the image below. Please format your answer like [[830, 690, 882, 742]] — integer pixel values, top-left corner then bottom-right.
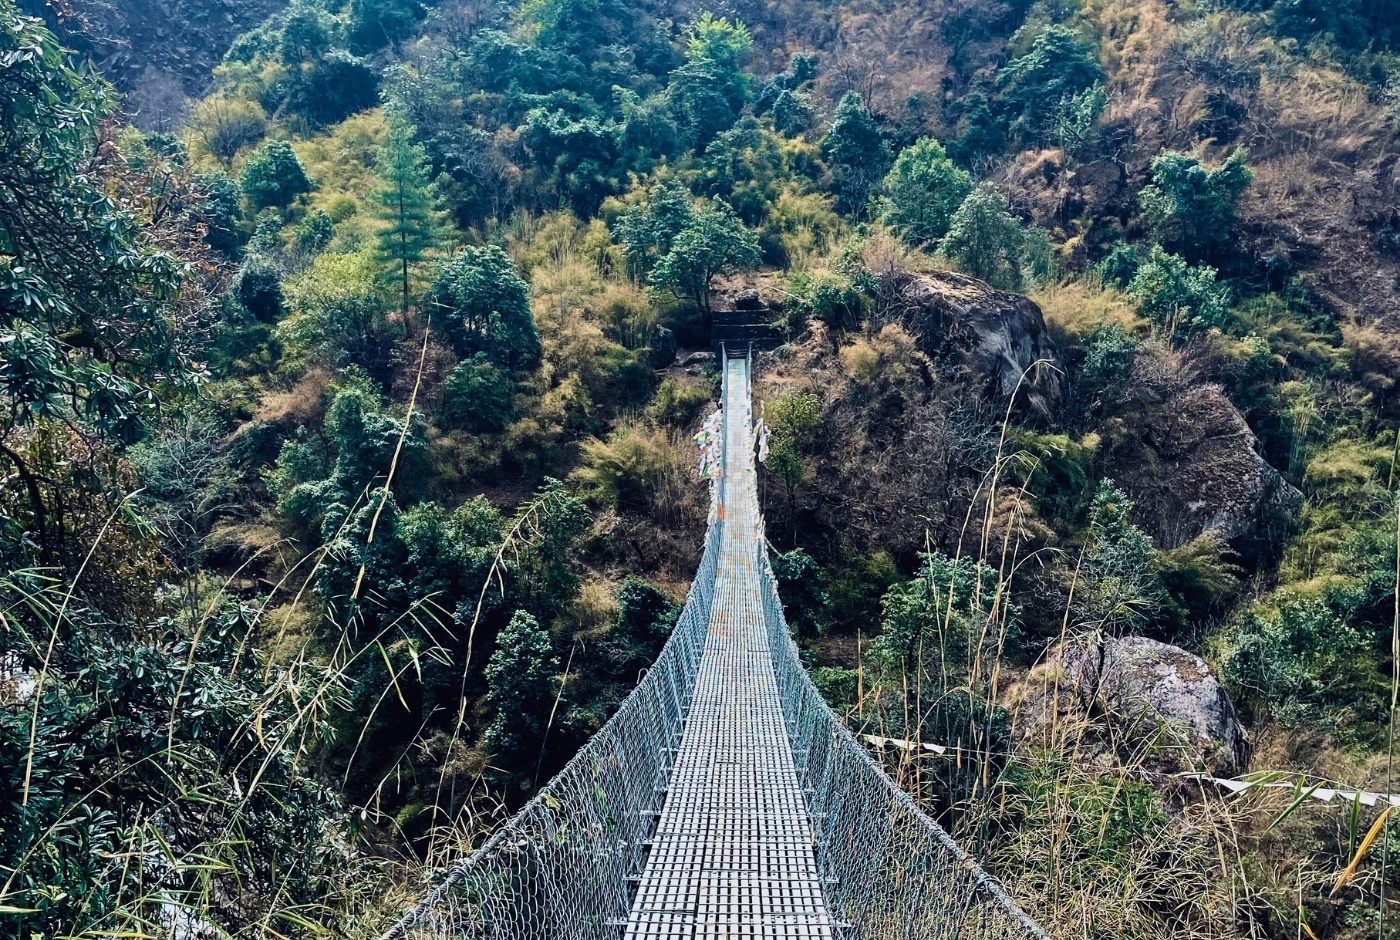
[[280, 249, 396, 375], [1139, 149, 1252, 264], [997, 26, 1104, 140], [772, 547, 830, 638], [609, 576, 682, 672], [666, 12, 753, 147], [940, 184, 1027, 290], [427, 245, 541, 370], [648, 198, 761, 312], [881, 137, 974, 247], [764, 390, 822, 532], [239, 139, 313, 211], [613, 179, 695, 278], [1126, 245, 1232, 339], [371, 118, 440, 314], [821, 91, 891, 215], [0, 9, 198, 563], [869, 551, 1004, 682], [485, 610, 560, 755]]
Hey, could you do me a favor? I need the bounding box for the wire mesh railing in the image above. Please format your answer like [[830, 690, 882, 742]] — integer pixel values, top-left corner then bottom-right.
[[374, 353, 1048, 940]]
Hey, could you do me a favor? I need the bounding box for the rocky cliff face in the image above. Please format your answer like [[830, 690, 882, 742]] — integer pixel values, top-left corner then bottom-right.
[[20, 0, 288, 128], [874, 270, 1066, 418], [1103, 347, 1302, 559]]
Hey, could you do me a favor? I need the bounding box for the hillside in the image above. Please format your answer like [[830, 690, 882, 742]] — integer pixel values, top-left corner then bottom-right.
[[2, 0, 1400, 938]]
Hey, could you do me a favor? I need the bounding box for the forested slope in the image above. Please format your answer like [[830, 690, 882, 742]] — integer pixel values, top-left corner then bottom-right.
[[3, 0, 1400, 937]]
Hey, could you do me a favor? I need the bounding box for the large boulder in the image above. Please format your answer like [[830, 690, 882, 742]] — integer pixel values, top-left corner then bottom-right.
[[1013, 634, 1249, 777], [1104, 350, 1301, 559], [874, 270, 1066, 417]]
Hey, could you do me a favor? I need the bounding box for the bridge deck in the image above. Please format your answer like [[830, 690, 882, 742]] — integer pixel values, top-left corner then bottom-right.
[[624, 357, 835, 939]]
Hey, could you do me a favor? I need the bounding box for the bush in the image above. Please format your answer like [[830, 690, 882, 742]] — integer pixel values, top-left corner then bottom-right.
[[1217, 594, 1377, 725], [772, 547, 831, 638], [1139, 149, 1251, 265], [240, 139, 313, 211], [443, 354, 514, 433], [997, 26, 1104, 140], [485, 610, 560, 756], [1126, 245, 1232, 339], [429, 246, 541, 370]]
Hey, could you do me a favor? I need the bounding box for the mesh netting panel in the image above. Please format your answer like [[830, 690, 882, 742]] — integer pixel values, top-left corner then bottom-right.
[[379, 524, 721, 940]]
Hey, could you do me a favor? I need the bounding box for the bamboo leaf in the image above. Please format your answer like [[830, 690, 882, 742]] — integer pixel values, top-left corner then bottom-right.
[[1330, 806, 1392, 895]]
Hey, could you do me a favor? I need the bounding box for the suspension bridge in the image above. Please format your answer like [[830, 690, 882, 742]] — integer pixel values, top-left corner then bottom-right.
[[378, 350, 1049, 940]]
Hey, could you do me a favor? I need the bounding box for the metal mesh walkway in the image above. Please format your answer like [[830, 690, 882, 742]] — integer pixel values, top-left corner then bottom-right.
[[375, 351, 1048, 940], [625, 357, 834, 938]]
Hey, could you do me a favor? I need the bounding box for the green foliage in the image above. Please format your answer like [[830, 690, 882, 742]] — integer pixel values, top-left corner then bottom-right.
[[810, 666, 858, 712], [428, 245, 541, 370], [280, 249, 396, 375], [0, 596, 353, 939], [997, 26, 1105, 140], [239, 139, 313, 211], [880, 137, 974, 247], [0, 9, 194, 447], [574, 424, 681, 512], [1218, 594, 1378, 725], [485, 610, 560, 755], [444, 354, 514, 433], [783, 245, 877, 333], [822, 91, 891, 214], [1139, 149, 1252, 264], [765, 390, 822, 498], [608, 576, 681, 671], [868, 551, 1008, 680], [236, 255, 284, 322], [1075, 480, 1164, 633], [371, 118, 440, 313], [772, 547, 831, 638], [1052, 83, 1108, 158], [1077, 322, 1138, 415], [648, 198, 761, 312], [666, 13, 753, 148], [1126, 245, 1232, 339], [273, 376, 428, 533], [1156, 532, 1241, 635], [940, 184, 1028, 290], [195, 170, 246, 256], [613, 179, 696, 278], [347, 0, 426, 54]]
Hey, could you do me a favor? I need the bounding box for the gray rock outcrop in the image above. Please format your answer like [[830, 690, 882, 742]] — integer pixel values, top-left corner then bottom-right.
[[874, 270, 1066, 417], [1013, 634, 1249, 777], [1104, 354, 1301, 559]]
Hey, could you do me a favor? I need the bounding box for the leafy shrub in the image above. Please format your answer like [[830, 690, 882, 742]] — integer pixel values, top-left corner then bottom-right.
[[997, 26, 1105, 140], [1217, 594, 1377, 725], [1139, 149, 1251, 265], [239, 139, 313, 211], [1075, 480, 1164, 633], [1126, 245, 1232, 339], [772, 547, 831, 638], [444, 354, 514, 433], [485, 610, 560, 756], [429, 246, 541, 370], [941, 184, 1029, 290]]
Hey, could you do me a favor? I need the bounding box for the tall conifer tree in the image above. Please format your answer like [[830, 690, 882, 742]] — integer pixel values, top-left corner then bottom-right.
[[371, 118, 438, 314]]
